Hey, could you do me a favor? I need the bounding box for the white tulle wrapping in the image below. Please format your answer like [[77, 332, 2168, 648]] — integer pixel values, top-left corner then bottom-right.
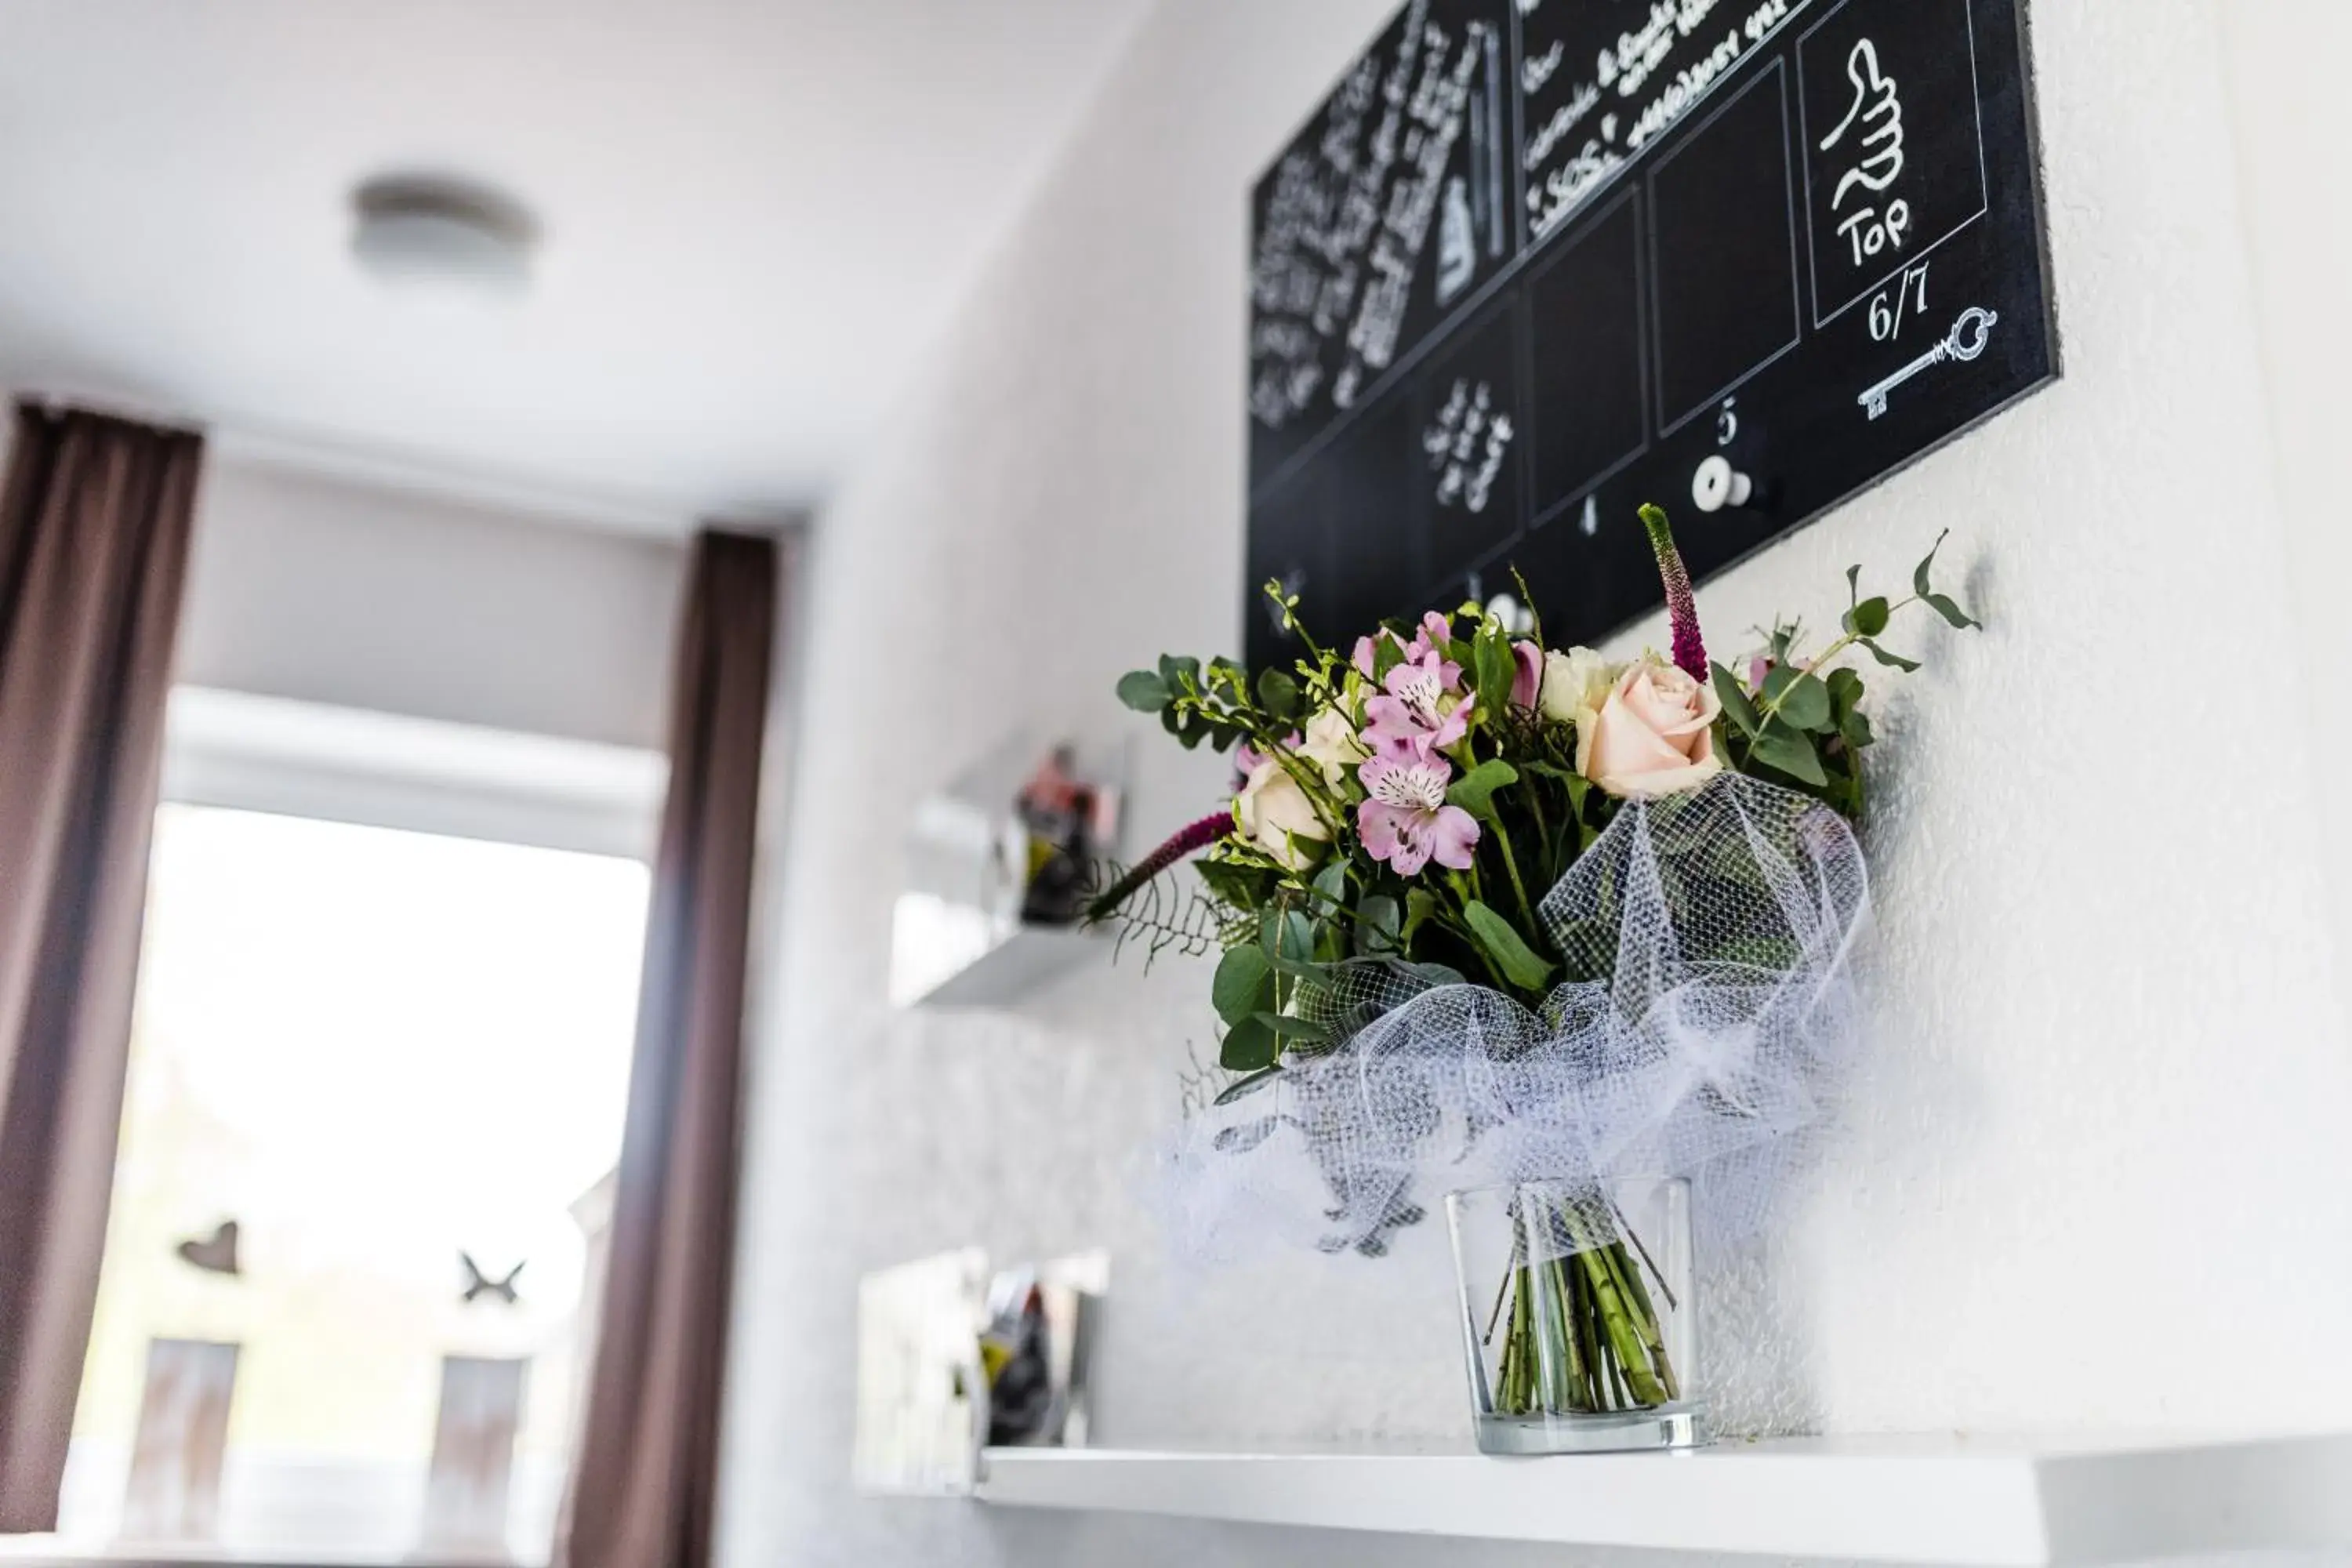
[[1168, 773, 1871, 1264]]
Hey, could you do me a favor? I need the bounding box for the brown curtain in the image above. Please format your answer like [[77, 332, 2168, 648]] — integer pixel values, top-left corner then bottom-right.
[[0, 404, 204, 1532], [559, 530, 778, 1568]]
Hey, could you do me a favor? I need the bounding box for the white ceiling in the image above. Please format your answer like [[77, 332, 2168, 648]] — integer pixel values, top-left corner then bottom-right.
[[0, 0, 1156, 529]]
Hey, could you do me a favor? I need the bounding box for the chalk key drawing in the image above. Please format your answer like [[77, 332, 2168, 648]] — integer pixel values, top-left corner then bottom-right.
[[1859, 305, 1998, 421]]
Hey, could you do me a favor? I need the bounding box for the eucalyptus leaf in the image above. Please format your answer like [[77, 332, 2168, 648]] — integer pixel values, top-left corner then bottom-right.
[[1446, 759, 1519, 822], [1713, 663, 1761, 738], [1356, 894, 1402, 955], [1748, 720, 1829, 786], [1252, 1011, 1333, 1044], [1116, 670, 1170, 713], [1212, 1065, 1283, 1106], [1846, 564, 1862, 608], [1846, 596, 1891, 638], [1925, 592, 1980, 630], [1311, 858, 1348, 909], [1219, 1015, 1278, 1073], [1913, 529, 1951, 598], [1211, 946, 1275, 1026], [1264, 953, 1330, 985], [1158, 654, 1200, 692], [1256, 666, 1301, 720], [1261, 907, 1314, 962], [1762, 667, 1832, 732], [1464, 900, 1557, 991], [1860, 637, 1922, 673]]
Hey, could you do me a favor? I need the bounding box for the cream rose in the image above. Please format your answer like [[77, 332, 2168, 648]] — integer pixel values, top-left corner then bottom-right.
[[1540, 647, 1621, 775], [1583, 655, 1724, 799], [1235, 757, 1330, 869], [1296, 706, 1370, 791]]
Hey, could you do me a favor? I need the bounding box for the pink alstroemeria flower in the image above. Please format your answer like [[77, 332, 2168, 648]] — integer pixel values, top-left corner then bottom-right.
[[1352, 612, 1460, 678], [1363, 651, 1471, 759], [1510, 640, 1544, 710], [1356, 753, 1480, 876]]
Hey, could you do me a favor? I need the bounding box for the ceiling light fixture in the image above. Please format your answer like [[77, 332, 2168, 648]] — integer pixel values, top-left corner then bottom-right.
[[350, 172, 539, 299]]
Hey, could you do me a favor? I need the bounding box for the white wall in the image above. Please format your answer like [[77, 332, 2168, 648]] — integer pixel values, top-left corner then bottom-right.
[[179, 456, 688, 751], [723, 2, 2352, 1565], [2223, 0, 2352, 1036]]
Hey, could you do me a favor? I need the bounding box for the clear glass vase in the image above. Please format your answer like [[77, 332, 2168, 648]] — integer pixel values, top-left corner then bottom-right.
[[1446, 1177, 1707, 1455]]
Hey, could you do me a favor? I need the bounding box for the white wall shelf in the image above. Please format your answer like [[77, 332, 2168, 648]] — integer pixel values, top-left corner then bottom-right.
[[977, 1432, 2352, 1565]]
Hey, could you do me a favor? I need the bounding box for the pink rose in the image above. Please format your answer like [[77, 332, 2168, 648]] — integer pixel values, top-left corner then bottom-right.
[[1583, 656, 1724, 799]]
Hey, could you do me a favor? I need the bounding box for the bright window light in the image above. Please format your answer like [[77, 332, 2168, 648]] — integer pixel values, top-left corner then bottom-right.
[[50, 804, 650, 1563]]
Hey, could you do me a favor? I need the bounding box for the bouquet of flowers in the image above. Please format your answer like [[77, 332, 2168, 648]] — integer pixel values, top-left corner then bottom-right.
[[1091, 506, 1974, 1432]]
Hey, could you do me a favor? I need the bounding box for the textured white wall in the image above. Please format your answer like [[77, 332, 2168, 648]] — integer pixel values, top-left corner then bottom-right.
[[2223, 0, 2352, 1053], [721, 2, 2352, 1564], [180, 456, 688, 749]]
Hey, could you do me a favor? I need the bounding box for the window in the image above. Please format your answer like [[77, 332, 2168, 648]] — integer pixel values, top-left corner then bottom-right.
[[47, 800, 650, 1563]]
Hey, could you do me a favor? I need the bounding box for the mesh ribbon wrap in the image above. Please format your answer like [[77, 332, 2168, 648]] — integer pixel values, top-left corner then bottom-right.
[[1170, 773, 1871, 1262]]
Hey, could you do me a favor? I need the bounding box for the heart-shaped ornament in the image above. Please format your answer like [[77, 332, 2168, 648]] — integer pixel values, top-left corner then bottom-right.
[[176, 1220, 241, 1277]]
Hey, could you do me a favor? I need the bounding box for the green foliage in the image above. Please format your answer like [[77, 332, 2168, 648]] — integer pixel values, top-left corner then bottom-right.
[[1471, 623, 1518, 726], [1747, 719, 1829, 787], [1355, 894, 1402, 955], [1116, 670, 1169, 712], [1256, 666, 1301, 720], [1219, 1015, 1278, 1072], [1211, 946, 1274, 1026], [1464, 900, 1557, 991], [1103, 521, 1980, 1089], [1712, 665, 1761, 738], [1715, 534, 1980, 813], [1212, 1065, 1283, 1105], [1446, 760, 1519, 822], [1759, 666, 1831, 731]]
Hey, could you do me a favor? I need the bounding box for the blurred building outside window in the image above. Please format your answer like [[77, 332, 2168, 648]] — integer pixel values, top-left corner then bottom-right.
[[13, 691, 659, 1566]]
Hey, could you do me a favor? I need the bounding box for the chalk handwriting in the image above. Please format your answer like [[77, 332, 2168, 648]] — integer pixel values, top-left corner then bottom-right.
[[1519, 0, 1809, 243], [1866, 261, 1932, 343], [1338, 19, 1490, 406], [1524, 39, 1566, 96], [1525, 78, 1601, 169], [1820, 38, 1911, 267], [1530, 141, 1626, 239], [1249, 3, 1508, 430], [1424, 379, 1515, 514]]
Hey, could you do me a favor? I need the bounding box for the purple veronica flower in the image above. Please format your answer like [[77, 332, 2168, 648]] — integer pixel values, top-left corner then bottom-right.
[[1356, 753, 1480, 876], [1640, 504, 1708, 682], [1362, 651, 1471, 760]]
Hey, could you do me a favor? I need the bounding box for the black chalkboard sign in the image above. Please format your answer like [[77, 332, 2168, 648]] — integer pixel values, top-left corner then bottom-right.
[[1245, 0, 2056, 666]]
